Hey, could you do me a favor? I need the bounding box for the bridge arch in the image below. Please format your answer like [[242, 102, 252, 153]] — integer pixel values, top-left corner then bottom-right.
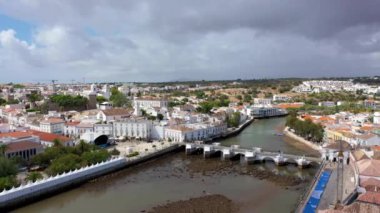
[[309, 161, 320, 168], [230, 153, 245, 161], [213, 150, 223, 157], [194, 147, 204, 155], [285, 158, 298, 166], [262, 156, 275, 163]]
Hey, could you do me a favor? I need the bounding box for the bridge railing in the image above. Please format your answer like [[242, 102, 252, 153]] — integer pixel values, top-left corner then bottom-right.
[[185, 143, 322, 162]]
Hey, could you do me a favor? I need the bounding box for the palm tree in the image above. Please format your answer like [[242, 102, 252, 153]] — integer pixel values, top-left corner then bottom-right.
[[53, 138, 62, 147], [25, 172, 43, 183], [0, 144, 7, 157]]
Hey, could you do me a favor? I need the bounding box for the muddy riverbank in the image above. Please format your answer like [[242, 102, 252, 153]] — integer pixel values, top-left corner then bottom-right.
[[149, 194, 238, 213], [14, 117, 318, 213]]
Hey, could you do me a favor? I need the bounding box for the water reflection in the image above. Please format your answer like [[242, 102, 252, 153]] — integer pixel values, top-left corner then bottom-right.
[[14, 117, 318, 213]]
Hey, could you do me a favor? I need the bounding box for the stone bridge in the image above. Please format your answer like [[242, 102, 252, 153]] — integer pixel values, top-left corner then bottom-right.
[[185, 143, 322, 168]]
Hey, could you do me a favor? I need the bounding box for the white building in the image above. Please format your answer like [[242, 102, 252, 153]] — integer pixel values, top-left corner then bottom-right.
[[133, 98, 168, 108], [318, 101, 336, 107], [363, 100, 377, 109], [39, 118, 65, 134], [0, 123, 10, 133], [102, 84, 111, 100], [253, 98, 272, 106], [94, 123, 113, 136], [133, 97, 168, 116], [250, 106, 287, 118], [98, 101, 113, 110], [164, 123, 227, 142], [113, 119, 153, 139], [374, 112, 380, 124], [273, 95, 291, 102], [96, 109, 131, 122]]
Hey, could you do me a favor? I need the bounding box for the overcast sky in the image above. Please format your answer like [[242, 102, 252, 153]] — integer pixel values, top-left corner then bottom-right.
[[1, 0, 380, 83]]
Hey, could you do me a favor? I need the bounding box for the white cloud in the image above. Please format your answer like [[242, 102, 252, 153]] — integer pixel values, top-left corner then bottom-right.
[[1, 0, 380, 82]]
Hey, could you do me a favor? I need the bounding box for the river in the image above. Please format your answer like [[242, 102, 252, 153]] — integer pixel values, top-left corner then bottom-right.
[[14, 117, 319, 213]]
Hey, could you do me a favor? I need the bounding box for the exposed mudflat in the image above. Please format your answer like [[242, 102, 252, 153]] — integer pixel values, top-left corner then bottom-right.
[[185, 155, 307, 188], [149, 194, 238, 213]]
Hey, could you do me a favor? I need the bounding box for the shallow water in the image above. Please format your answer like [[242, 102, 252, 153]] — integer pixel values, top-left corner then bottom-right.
[[14, 117, 318, 213]]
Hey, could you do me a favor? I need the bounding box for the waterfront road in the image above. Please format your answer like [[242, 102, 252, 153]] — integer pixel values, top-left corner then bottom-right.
[[317, 163, 356, 210]]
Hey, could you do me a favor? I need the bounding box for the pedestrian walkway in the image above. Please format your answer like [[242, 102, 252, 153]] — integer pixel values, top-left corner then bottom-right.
[[303, 169, 332, 213]]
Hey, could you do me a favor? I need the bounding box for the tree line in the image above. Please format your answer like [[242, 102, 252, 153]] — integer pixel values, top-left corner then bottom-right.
[[286, 113, 324, 143], [32, 140, 111, 176], [50, 94, 88, 111]]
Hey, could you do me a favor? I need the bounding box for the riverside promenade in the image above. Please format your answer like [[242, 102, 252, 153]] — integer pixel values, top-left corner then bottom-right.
[[207, 117, 255, 142], [0, 142, 184, 211], [1, 118, 256, 211], [283, 127, 322, 152]]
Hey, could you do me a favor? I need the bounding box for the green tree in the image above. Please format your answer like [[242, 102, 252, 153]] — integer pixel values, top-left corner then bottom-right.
[[110, 92, 129, 107], [0, 98, 6, 106], [50, 94, 88, 110], [0, 144, 7, 157], [243, 94, 252, 103], [227, 112, 241, 128], [81, 150, 110, 165], [157, 113, 164, 121], [197, 102, 214, 113], [47, 154, 82, 176], [74, 140, 95, 155], [286, 114, 324, 143], [27, 93, 42, 109], [109, 148, 120, 156], [0, 176, 18, 191], [0, 157, 17, 177], [25, 172, 43, 183], [96, 96, 108, 103]]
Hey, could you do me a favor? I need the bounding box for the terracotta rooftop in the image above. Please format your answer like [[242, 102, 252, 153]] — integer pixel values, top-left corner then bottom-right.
[[65, 121, 81, 126], [101, 108, 131, 116], [4, 141, 42, 153], [276, 103, 304, 109], [167, 125, 194, 132], [40, 118, 65, 124], [135, 97, 168, 101], [0, 131, 33, 139], [357, 191, 380, 205], [372, 146, 380, 151], [361, 126, 375, 131], [26, 130, 71, 143], [357, 159, 380, 177], [356, 134, 377, 140], [323, 140, 352, 151], [360, 178, 380, 192], [352, 150, 369, 162]]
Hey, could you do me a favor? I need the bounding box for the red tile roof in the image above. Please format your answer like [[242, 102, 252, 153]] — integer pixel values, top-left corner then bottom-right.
[[41, 118, 65, 124], [276, 103, 304, 109], [101, 108, 131, 116], [357, 191, 380, 205], [5, 141, 42, 153], [26, 130, 71, 143], [360, 178, 380, 192], [0, 131, 33, 139], [357, 159, 380, 177], [65, 121, 80, 126]]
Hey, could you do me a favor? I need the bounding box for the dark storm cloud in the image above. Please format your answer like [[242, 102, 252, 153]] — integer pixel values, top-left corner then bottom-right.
[[142, 0, 380, 39], [0, 0, 380, 82]]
